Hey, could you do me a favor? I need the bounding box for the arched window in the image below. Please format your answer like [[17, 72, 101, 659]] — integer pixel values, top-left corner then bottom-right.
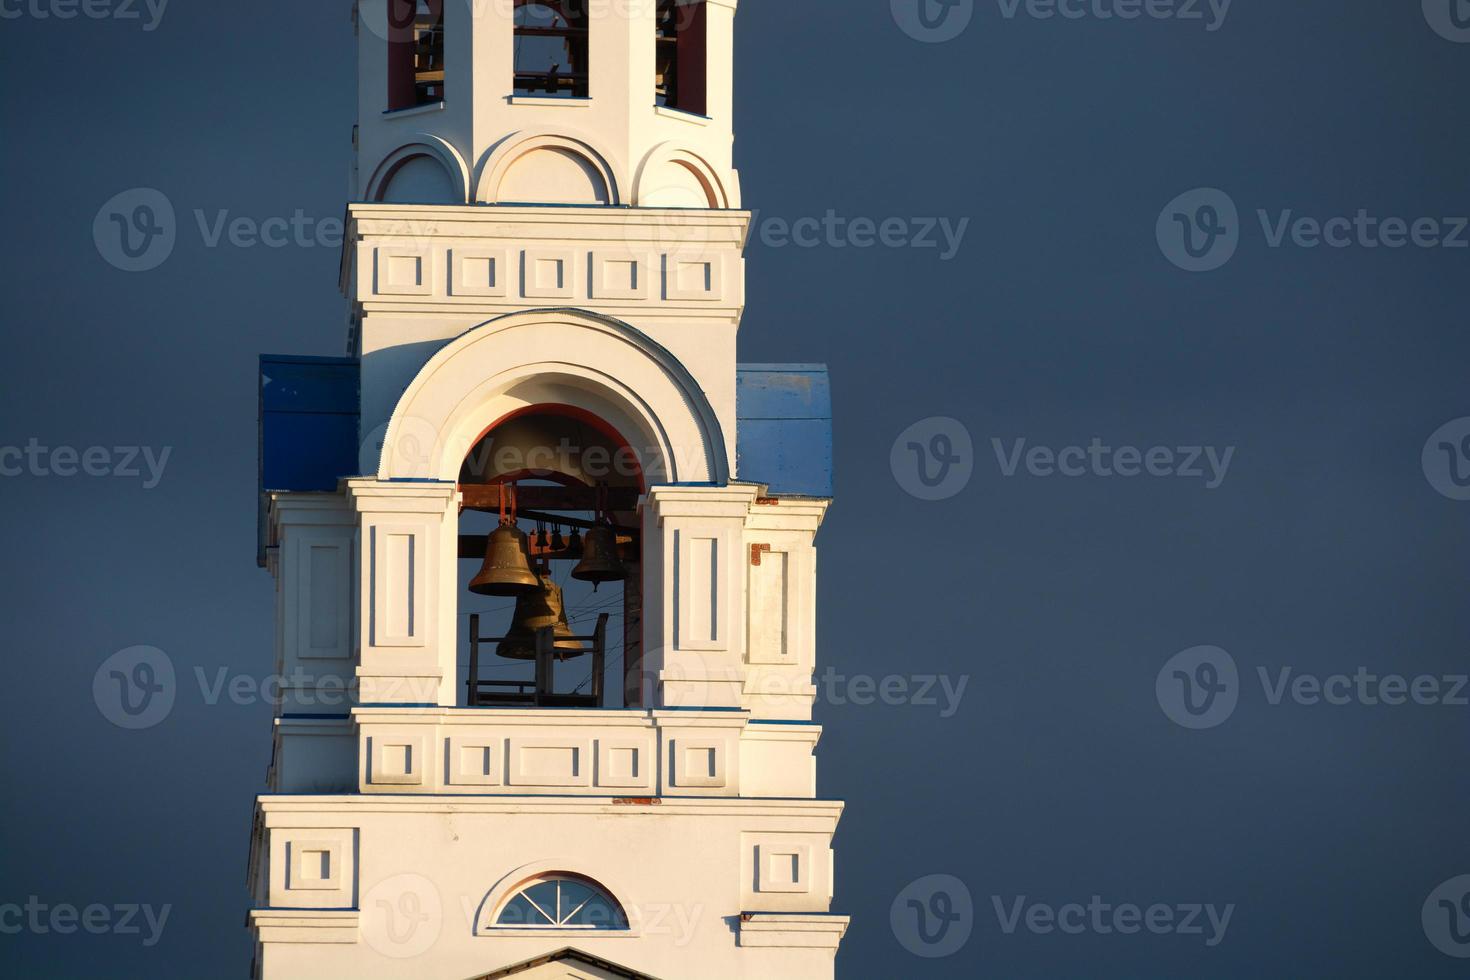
[[495, 875, 627, 930], [514, 1, 590, 98]]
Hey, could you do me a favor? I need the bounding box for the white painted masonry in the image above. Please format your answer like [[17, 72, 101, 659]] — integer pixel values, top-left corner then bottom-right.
[[250, 3, 845, 977]]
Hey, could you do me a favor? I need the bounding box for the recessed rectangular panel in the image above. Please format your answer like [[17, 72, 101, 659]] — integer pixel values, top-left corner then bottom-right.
[[591, 250, 651, 300], [758, 845, 811, 894], [508, 738, 592, 787], [521, 249, 576, 299], [672, 738, 726, 788], [447, 736, 502, 787], [304, 543, 350, 658], [291, 530, 352, 661], [595, 738, 653, 789], [748, 549, 791, 665], [673, 527, 729, 653], [449, 247, 508, 297], [371, 524, 426, 648], [664, 253, 723, 301], [383, 533, 414, 638], [375, 247, 432, 296]]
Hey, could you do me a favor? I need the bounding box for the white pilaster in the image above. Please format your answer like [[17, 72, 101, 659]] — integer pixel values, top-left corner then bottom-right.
[[346, 479, 460, 706]]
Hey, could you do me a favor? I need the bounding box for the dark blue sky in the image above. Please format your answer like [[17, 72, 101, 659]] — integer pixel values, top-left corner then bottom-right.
[[2, 2, 1468, 977]]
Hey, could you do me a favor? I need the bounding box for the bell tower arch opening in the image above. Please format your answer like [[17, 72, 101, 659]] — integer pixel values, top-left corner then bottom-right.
[[456, 404, 646, 710]]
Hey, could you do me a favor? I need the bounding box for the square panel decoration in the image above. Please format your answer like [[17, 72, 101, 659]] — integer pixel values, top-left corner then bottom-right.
[[449, 247, 509, 297], [374, 247, 433, 296], [520, 248, 576, 299], [368, 734, 426, 786]]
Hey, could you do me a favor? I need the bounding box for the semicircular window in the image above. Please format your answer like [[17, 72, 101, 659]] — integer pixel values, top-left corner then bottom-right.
[[495, 875, 628, 930]]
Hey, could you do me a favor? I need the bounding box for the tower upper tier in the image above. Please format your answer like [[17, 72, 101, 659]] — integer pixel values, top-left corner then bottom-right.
[[352, 0, 739, 209]]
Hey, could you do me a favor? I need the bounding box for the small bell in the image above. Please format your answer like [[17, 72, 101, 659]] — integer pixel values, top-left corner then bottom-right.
[[568, 526, 583, 553], [468, 523, 539, 596], [571, 520, 626, 589], [498, 570, 587, 660], [551, 525, 566, 551]]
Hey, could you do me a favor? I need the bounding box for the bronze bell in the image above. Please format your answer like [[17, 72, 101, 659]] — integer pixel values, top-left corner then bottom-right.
[[498, 571, 586, 660], [571, 521, 626, 588], [468, 522, 539, 596]]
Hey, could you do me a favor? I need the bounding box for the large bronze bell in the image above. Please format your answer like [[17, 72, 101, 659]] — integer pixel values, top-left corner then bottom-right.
[[498, 570, 586, 660], [468, 522, 539, 596], [571, 520, 626, 587]]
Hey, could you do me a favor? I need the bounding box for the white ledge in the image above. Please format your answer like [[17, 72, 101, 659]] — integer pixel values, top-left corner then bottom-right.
[[738, 913, 849, 950], [249, 908, 360, 945], [507, 95, 592, 108], [382, 101, 446, 119], [654, 105, 712, 126]]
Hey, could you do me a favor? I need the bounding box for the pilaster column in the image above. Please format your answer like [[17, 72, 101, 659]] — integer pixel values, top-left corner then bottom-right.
[[346, 479, 461, 706], [643, 483, 761, 708]]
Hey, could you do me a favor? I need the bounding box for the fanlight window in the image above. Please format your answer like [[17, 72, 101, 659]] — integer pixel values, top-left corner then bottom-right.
[[495, 875, 627, 930], [514, 0, 590, 98]]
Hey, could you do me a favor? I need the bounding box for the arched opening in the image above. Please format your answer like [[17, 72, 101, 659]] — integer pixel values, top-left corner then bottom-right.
[[457, 405, 644, 709]]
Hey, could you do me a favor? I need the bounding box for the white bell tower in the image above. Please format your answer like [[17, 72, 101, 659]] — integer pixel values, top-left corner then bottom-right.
[[249, 2, 845, 977]]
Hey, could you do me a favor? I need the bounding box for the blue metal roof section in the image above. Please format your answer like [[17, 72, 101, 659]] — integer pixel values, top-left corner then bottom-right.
[[258, 355, 361, 564], [736, 364, 833, 498]]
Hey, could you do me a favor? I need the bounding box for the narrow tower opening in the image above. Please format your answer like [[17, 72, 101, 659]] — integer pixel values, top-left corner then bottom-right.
[[387, 0, 446, 110], [514, 0, 590, 98], [656, 0, 707, 115]]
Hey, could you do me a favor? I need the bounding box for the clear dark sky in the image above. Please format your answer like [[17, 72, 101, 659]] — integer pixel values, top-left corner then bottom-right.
[[1, 2, 1468, 977]]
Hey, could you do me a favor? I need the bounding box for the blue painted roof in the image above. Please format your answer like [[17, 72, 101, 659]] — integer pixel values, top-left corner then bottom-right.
[[258, 355, 360, 563], [736, 364, 833, 498]]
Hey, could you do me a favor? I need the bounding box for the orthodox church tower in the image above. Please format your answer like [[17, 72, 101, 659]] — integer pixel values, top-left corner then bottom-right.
[[249, 2, 842, 977]]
